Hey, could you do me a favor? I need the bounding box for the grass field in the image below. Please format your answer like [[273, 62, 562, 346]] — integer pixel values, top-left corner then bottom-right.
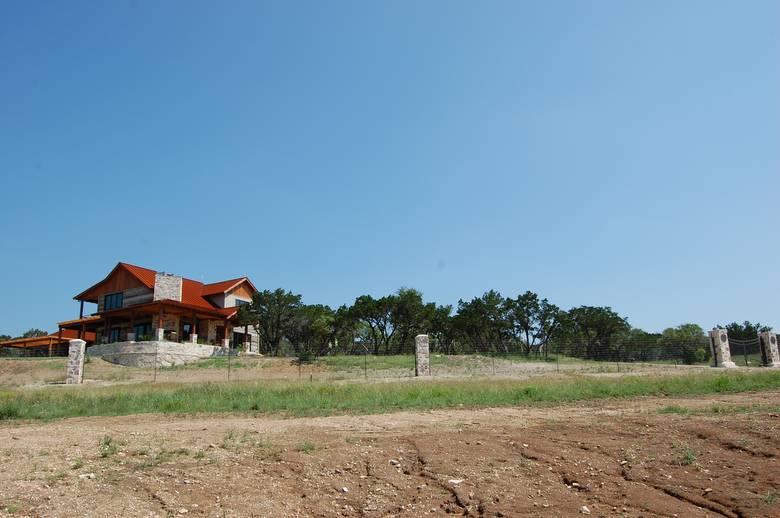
[[1, 370, 779, 422]]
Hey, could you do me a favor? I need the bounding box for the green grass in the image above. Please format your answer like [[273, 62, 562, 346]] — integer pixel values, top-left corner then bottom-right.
[[672, 442, 697, 465], [99, 435, 119, 458], [162, 357, 247, 370], [1, 371, 780, 423], [296, 440, 316, 453], [318, 353, 565, 371], [658, 403, 780, 415]]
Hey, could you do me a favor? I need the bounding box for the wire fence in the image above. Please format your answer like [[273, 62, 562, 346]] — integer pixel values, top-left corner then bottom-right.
[[3, 335, 773, 386]]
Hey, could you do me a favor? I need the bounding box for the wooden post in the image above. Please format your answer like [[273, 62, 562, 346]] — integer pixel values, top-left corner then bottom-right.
[[224, 319, 230, 348], [158, 308, 165, 341], [79, 323, 85, 340], [79, 300, 84, 319], [48, 336, 53, 357], [57, 327, 63, 355], [244, 324, 249, 351]]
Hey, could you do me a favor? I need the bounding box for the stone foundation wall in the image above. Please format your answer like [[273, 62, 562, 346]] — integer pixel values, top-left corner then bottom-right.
[[87, 341, 224, 367]]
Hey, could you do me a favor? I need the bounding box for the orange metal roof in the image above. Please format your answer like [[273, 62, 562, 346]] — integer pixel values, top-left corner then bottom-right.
[[0, 329, 96, 348], [57, 315, 101, 327], [181, 278, 219, 309], [121, 262, 157, 288], [74, 262, 256, 314], [202, 277, 248, 296]]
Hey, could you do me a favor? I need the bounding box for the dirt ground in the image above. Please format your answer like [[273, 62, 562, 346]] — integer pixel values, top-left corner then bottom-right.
[[1, 391, 778, 517], [0, 356, 707, 389]]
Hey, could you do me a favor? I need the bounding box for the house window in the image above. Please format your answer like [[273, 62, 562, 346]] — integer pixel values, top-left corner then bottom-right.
[[104, 292, 124, 310], [235, 299, 249, 307], [134, 323, 152, 340], [109, 328, 122, 343]]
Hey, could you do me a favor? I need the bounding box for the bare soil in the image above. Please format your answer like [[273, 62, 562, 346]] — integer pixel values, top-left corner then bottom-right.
[[1, 391, 778, 517]]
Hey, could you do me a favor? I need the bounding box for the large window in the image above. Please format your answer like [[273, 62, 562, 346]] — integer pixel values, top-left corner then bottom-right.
[[104, 292, 123, 310], [134, 323, 152, 340], [235, 299, 249, 307]]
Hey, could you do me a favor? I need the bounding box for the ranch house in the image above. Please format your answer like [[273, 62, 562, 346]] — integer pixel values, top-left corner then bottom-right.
[[57, 262, 258, 349]]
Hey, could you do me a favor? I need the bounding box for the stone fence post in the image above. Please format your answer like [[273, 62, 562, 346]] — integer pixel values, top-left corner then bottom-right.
[[708, 329, 737, 368], [66, 339, 87, 384], [415, 334, 430, 376], [759, 332, 780, 368]]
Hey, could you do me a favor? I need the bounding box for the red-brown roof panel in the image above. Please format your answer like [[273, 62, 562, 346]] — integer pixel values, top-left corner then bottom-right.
[[201, 277, 246, 296]]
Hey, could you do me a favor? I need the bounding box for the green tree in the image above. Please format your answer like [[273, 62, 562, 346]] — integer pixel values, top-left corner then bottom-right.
[[331, 304, 362, 354], [430, 305, 457, 354], [237, 289, 302, 356], [453, 291, 510, 353], [560, 306, 630, 360], [390, 288, 436, 354], [286, 304, 335, 362], [720, 321, 771, 340], [660, 323, 707, 364], [350, 294, 396, 354], [503, 291, 562, 355], [0, 334, 11, 342]]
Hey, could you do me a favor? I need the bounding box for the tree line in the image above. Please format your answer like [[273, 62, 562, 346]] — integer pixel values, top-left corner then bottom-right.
[[0, 329, 48, 342], [236, 288, 772, 364]]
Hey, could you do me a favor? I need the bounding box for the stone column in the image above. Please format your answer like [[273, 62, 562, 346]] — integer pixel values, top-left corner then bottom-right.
[[759, 332, 780, 368], [708, 329, 737, 368], [126, 332, 136, 342], [66, 339, 86, 384], [415, 334, 431, 376], [190, 333, 198, 344]]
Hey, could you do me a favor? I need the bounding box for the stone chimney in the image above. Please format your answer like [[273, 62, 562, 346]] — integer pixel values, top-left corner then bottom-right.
[[153, 272, 183, 302]]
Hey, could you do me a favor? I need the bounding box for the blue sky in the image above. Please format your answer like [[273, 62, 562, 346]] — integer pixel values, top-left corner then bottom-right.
[[1, 1, 778, 336]]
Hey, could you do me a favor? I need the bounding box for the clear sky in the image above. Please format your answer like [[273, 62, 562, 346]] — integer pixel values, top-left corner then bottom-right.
[[1, 1, 778, 336]]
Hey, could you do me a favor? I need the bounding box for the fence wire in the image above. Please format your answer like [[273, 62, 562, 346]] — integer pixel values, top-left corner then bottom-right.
[[5, 334, 773, 386]]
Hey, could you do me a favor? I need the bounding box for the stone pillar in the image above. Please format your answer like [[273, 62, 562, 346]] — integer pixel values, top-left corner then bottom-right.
[[190, 333, 198, 344], [759, 332, 780, 368], [222, 338, 230, 349], [415, 334, 431, 376], [126, 332, 136, 342], [156, 327, 165, 341], [66, 339, 86, 384], [708, 329, 737, 368]]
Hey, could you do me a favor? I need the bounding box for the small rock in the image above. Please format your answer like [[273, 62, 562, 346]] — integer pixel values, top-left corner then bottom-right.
[[704, 488, 713, 493], [177, 509, 188, 514], [78, 473, 95, 480], [579, 505, 590, 514], [448, 479, 464, 485], [341, 487, 349, 493], [389, 459, 400, 466]]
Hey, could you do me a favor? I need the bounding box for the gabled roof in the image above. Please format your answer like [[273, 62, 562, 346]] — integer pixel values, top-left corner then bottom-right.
[[74, 262, 156, 300], [202, 277, 257, 296], [75, 262, 257, 312]]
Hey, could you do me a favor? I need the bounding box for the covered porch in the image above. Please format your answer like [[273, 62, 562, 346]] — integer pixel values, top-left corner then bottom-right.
[[58, 300, 250, 349]]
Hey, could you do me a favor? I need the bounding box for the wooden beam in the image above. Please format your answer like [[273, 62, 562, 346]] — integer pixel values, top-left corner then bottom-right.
[[79, 300, 84, 319]]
